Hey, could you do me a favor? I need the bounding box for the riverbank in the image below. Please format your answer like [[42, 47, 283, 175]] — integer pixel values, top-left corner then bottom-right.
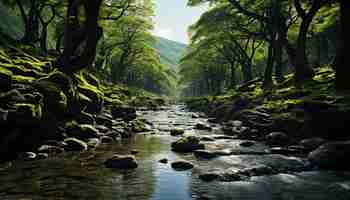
[[0, 48, 167, 162], [184, 67, 350, 170]]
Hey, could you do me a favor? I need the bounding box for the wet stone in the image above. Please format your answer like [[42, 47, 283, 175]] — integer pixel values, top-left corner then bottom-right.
[[170, 128, 185, 136], [240, 141, 255, 147], [159, 158, 168, 164], [36, 153, 48, 160], [194, 150, 217, 159], [19, 152, 36, 161], [63, 138, 88, 151], [100, 136, 113, 143], [104, 155, 138, 169], [171, 160, 194, 171]]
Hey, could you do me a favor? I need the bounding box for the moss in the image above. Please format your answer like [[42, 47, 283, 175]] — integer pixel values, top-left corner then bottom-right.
[[0, 63, 45, 78], [82, 71, 100, 87], [12, 75, 34, 84], [0, 49, 13, 64], [14, 103, 42, 120], [32, 80, 68, 115], [0, 89, 25, 106], [39, 70, 72, 92]]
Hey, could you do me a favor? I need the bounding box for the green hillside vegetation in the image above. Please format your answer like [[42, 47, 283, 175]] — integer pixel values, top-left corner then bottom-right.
[[153, 36, 187, 72]]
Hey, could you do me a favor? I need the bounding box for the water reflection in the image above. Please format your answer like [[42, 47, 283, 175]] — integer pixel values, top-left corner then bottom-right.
[[2, 105, 350, 200]]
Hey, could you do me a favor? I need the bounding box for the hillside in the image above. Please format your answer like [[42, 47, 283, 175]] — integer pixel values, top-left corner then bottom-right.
[[153, 36, 187, 72]]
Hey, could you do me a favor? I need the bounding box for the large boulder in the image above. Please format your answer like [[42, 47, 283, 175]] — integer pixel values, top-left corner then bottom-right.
[[300, 137, 326, 151], [308, 141, 350, 170], [7, 103, 42, 125], [266, 132, 290, 146], [111, 105, 137, 121], [76, 111, 95, 125], [32, 80, 68, 118], [63, 138, 88, 151], [65, 123, 100, 140], [96, 114, 113, 127], [104, 155, 138, 169], [171, 136, 205, 152]]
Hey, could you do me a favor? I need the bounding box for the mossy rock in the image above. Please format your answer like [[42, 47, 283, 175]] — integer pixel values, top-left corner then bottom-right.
[[83, 72, 100, 87], [129, 119, 147, 133], [272, 112, 305, 137], [77, 85, 103, 114], [0, 63, 45, 78], [12, 75, 35, 84], [38, 70, 73, 93], [0, 89, 25, 107], [7, 103, 42, 124], [32, 80, 68, 117], [65, 122, 100, 140], [171, 136, 205, 152], [0, 67, 12, 91], [23, 92, 43, 104], [170, 128, 185, 136], [63, 138, 88, 151]]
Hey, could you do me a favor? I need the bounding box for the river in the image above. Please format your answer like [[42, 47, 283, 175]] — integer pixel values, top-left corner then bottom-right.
[[1, 105, 350, 200]]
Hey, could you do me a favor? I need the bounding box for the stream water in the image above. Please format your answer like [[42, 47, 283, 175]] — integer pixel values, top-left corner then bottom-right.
[[1, 105, 350, 200]]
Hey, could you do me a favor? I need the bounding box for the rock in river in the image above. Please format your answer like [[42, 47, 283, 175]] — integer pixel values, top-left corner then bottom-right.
[[171, 160, 194, 171], [194, 150, 217, 159], [266, 132, 290, 146], [195, 122, 212, 130], [308, 140, 350, 170], [300, 137, 326, 151], [63, 138, 88, 151], [171, 136, 205, 152], [104, 155, 138, 169], [19, 152, 36, 161], [170, 128, 185, 136]]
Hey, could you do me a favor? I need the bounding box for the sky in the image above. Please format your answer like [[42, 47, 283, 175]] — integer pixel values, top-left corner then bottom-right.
[[152, 0, 208, 44]]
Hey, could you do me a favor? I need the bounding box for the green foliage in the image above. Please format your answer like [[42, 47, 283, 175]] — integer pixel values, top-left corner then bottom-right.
[[152, 36, 187, 72]]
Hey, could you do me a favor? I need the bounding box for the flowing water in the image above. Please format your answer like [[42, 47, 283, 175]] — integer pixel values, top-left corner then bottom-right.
[[1, 105, 350, 200]]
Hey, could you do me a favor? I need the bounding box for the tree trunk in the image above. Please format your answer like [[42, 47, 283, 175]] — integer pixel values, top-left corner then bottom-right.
[[275, 35, 284, 82], [335, 0, 350, 91], [230, 61, 236, 88], [242, 62, 252, 82], [56, 0, 103, 74], [263, 43, 274, 88], [294, 17, 315, 84]]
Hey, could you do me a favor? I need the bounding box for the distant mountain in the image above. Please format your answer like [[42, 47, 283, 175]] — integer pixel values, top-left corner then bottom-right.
[[153, 36, 187, 72]]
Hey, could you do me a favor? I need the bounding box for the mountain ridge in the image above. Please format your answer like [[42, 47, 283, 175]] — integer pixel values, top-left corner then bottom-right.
[[153, 36, 187, 72]]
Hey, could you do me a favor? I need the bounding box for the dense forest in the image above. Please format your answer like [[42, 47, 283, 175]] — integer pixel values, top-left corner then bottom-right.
[[1, 0, 350, 199], [179, 0, 347, 96], [0, 0, 180, 95]]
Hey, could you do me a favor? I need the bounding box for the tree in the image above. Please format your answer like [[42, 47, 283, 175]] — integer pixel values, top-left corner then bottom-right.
[[335, 0, 349, 91], [56, 0, 103, 74]]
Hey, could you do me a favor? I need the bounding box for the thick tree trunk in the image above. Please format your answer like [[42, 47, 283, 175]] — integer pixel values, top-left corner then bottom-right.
[[294, 18, 315, 84], [263, 43, 274, 88], [55, 34, 63, 52], [275, 36, 284, 82], [335, 0, 350, 91], [40, 26, 48, 54], [242, 62, 252, 82], [56, 0, 103, 74]]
